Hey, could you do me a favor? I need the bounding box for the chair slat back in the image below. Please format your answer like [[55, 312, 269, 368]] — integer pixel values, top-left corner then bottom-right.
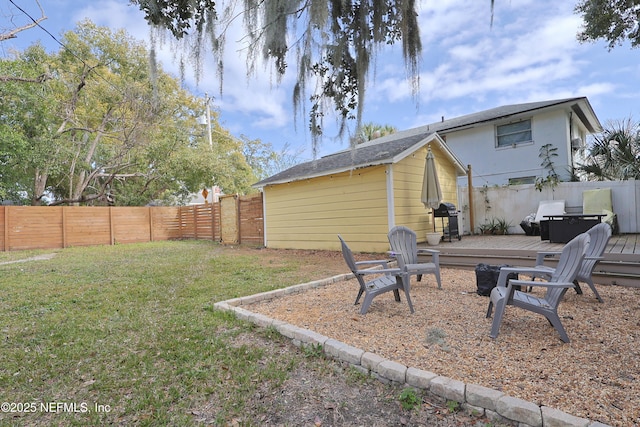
[[388, 226, 418, 268], [338, 235, 367, 288], [546, 233, 590, 305], [577, 223, 611, 280], [338, 235, 357, 273]]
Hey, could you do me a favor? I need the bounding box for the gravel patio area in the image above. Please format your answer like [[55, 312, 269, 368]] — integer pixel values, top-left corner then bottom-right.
[[249, 267, 639, 427]]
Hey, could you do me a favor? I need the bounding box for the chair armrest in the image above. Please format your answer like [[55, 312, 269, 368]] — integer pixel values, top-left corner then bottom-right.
[[355, 267, 402, 276], [417, 248, 440, 255], [355, 259, 390, 269], [529, 266, 555, 276], [496, 266, 550, 287], [417, 248, 440, 264], [509, 279, 575, 289], [535, 251, 562, 265]]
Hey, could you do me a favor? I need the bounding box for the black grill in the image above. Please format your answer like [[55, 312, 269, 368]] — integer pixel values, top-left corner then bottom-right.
[[433, 203, 461, 241], [433, 203, 458, 218]]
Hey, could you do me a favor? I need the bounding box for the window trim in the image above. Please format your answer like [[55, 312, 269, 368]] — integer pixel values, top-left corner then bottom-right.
[[508, 176, 536, 185], [495, 118, 533, 148]]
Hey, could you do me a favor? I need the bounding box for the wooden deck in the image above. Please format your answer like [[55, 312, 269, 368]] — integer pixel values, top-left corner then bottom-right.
[[421, 233, 640, 286], [435, 233, 639, 257]]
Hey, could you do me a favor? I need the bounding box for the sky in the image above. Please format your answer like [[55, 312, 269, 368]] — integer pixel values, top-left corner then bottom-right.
[[2, 0, 640, 162]]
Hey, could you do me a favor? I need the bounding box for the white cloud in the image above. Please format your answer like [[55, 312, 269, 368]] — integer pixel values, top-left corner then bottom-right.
[[9, 0, 639, 150], [368, 1, 597, 112], [77, 0, 294, 134]]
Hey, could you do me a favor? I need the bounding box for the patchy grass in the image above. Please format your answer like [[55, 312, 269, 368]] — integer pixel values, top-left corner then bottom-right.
[[0, 241, 337, 426]]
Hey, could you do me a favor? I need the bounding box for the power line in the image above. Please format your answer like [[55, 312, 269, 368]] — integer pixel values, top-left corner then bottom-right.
[[7, 0, 132, 98]]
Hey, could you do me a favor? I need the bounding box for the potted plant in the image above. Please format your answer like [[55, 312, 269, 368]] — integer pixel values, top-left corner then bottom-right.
[[426, 231, 442, 245], [493, 218, 513, 235], [477, 219, 496, 235]]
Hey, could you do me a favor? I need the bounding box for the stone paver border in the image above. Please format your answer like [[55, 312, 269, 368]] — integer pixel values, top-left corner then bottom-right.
[[214, 273, 611, 427]]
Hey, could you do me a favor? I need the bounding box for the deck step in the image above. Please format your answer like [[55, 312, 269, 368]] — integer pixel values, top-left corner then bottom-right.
[[421, 251, 640, 287]]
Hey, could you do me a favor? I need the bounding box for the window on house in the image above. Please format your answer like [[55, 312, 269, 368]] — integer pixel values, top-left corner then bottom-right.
[[496, 119, 532, 147], [509, 176, 536, 185]]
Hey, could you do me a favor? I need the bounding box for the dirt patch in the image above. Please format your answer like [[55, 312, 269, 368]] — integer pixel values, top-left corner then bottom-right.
[[196, 331, 503, 427]]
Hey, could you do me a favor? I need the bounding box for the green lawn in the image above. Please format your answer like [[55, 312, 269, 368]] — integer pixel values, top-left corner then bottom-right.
[[0, 241, 333, 426]]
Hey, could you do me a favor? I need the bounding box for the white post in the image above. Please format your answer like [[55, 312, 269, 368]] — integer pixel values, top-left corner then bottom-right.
[[204, 93, 213, 149]]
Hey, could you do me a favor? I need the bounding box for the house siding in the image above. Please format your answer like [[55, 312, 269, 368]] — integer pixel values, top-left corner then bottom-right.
[[263, 165, 391, 252], [445, 109, 576, 186], [393, 145, 461, 241]]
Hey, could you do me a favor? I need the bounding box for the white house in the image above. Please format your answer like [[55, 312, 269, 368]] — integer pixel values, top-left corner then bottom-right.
[[411, 97, 602, 186]]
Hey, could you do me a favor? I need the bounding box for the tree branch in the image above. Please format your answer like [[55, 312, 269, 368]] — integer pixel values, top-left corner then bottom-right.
[[1, 0, 47, 41]]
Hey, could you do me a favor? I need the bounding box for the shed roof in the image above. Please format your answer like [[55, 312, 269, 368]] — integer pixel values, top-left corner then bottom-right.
[[254, 132, 467, 187]]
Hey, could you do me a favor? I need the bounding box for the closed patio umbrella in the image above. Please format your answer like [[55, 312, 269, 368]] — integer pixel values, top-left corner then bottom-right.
[[421, 146, 442, 231]]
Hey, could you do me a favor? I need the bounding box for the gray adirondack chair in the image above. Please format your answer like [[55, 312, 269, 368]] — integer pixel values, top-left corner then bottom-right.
[[387, 226, 442, 289], [486, 232, 590, 343], [338, 235, 414, 314], [533, 222, 611, 302]]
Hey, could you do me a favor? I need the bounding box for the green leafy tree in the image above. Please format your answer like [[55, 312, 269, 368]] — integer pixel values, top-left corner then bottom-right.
[[575, 0, 640, 48], [0, 44, 57, 204], [131, 0, 422, 150], [577, 118, 640, 181], [242, 138, 304, 180], [2, 21, 261, 205]]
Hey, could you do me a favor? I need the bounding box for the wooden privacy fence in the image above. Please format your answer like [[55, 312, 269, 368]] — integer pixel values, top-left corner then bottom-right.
[[0, 193, 264, 252]]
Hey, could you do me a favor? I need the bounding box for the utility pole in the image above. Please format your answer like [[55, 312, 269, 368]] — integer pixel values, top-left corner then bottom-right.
[[204, 93, 213, 149]]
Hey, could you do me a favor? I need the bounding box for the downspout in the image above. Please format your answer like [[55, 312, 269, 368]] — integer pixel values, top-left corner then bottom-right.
[[386, 165, 395, 229], [569, 111, 575, 177]]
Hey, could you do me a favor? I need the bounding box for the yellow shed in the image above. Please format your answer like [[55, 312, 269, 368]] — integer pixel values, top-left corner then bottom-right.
[[253, 132, 467, 252]]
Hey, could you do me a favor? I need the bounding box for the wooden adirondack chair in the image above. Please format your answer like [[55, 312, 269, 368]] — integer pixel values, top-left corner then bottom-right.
[[533, 222, 612, 302], [338, 235, 414, 314], [486, 232, 590, 343], [387, 226, 442, 289]]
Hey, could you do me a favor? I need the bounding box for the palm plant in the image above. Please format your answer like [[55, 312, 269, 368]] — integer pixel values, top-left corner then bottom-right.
[[577, 118, 640, 181], [355, 123, 398, 144]]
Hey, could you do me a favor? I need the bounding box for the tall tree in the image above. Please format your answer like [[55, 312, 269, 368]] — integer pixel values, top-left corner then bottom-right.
[[1, 21, 260, 205], [131, 0, 422, 152], [0, 44, 57, 204], [577, 118, 640, 181], [575, 0, 640, 48]]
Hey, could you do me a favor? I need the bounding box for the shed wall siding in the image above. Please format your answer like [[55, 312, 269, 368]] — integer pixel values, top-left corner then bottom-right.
[[264, 166, 390, 252], [393, 145, 460, 241]]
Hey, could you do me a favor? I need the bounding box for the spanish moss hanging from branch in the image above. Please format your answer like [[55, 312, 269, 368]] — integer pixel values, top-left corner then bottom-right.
[[131, 0, 422, 155]]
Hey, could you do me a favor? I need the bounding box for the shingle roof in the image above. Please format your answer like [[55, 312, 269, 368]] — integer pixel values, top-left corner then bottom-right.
[[254, 131, 439, 187], [410, 97, 600, 134], [253, 97, 601, 187]]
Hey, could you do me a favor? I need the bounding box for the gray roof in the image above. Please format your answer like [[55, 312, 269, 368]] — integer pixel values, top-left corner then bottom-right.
[[254, 131, 439, 187], [409, 96, 601, 135], [254, 97, 601, 188]]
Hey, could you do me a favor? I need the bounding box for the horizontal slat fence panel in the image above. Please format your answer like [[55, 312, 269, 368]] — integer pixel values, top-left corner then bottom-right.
[[64, 207, 112, 247], [0, 196, 263, 252], [111, 207, 153, 244], [0, 207, 4, 252], [151, 207, 182, 241], [7, 206, 64, 251], [179, 204, 217, 240]]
